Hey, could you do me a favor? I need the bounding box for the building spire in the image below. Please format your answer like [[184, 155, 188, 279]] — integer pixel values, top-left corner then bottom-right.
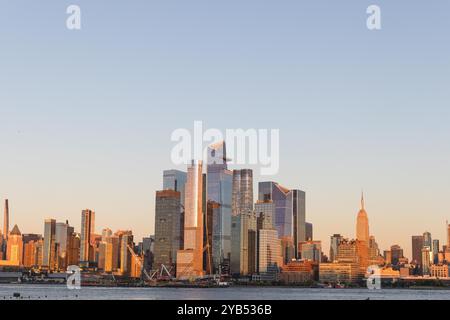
[[361, 191, 365, 210]]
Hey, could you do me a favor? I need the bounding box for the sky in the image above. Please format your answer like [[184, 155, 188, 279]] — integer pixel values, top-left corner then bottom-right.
[[0, 1, 449, 259]]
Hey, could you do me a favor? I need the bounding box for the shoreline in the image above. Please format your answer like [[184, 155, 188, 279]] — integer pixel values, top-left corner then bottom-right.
[[0, 282, 449, 291]]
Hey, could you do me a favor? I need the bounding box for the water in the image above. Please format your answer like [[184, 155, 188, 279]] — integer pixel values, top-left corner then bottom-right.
[[0, 284, 449, 300]]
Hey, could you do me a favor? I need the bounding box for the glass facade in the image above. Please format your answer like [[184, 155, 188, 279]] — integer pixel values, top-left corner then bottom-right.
[[104, 235, 120, 272], [231, 212, 257, 275], [55, 223, 68, 254], [422, 247, 431, 275], [163, 170, 187, 192], [55, 222, 74, 270], [163, 169, 187, 212], [255, 200, 275, 230], [432, 239, 440, 264], [305, 222, 313, 241], [390, 245, 404, 265], [176, 160, 204, 279], [232, 169, 253, 216], [207, 141, 232, 274], [258, 181, 306, 259], [120, 231, 133, 275], [153, 190, 182, 269], [329, 234, 343, 262], [43, 219, 56, 268], [300, 241, 321, 263], [230, 215, 241, 275], [423, 231, 432, 248], [422, 231, 433, 265], [411, 235, 424, 265], [80, 209, 95, 266], [258, 229, 281, 273]]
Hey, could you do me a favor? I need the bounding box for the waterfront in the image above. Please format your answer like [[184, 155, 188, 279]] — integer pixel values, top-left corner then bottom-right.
[[0, 284, 449, 300]]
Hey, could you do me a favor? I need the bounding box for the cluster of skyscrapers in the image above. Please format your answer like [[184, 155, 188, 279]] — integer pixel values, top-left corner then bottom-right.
[[409, 230, 450, 277], [319, 196, 450, 284], [153, 155, 450, 283], [0, 203, 150, 278], [0, 141, 449, 286], [153, 141, 308, 280]]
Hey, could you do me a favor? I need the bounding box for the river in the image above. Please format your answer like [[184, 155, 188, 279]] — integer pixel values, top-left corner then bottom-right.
[[0, 284, 449, 300]]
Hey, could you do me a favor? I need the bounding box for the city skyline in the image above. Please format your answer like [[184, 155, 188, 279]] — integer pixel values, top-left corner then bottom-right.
[[0, 177, 448, 264], [1, 1, 450, 262], [1, 154, 449, 285]]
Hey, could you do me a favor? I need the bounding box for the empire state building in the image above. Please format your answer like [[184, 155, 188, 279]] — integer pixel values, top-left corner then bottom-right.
[[356, 193, 370, 245]]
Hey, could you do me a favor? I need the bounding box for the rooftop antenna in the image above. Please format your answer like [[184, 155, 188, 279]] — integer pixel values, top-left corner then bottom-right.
[[361, 190, 365, 210]]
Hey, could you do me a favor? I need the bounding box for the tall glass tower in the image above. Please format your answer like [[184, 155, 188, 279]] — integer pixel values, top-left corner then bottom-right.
[[411, 235, 424, 265], [153, 190, 182, 270], [43, 218, 56, 269], [163, 169, 187, 212], [258, 181, 306, 259], [163, 170, 187, 195], [207, 141, 232, 274], [162, 169, 187, 259], [176, 160, 204, 279], [232, 169, 253, 216], [329, 234, 343, 262], [432, 239, 440, 264], [422, 231, 432, 267], [423, 231, 432, 248], [80, 209, 95, 267]]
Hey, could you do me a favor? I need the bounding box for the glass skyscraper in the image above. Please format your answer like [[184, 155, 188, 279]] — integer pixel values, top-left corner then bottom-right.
[[305, 222, 313, 241], [257, 228, 281, 273], [55, 221, 74, 270], [207, 141, 232, 274], [163, 170, 187, 193], [411, 235, 424, 265], [153, 190, 182, 270], [43, 218, 56, 269], [163, 169, 187, 210], [423, 231, 432, 248], [329, 234, 343, 262], [300, 241, 321, 263], [176, 160, 204, 279], [432, 239, 440, 264], [255, 200, 275, 230], [121, 231, 134, 275], [390, 244, 404, 265], [231, 211, 257, 276], [258, 181, 306, 259], [80, 209, 95, 267], [232, 169, 253, 216], [422, 231, 433, 266]]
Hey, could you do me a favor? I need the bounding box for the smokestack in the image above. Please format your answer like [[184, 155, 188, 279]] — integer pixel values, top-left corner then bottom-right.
[[3, 199, 9, 238]]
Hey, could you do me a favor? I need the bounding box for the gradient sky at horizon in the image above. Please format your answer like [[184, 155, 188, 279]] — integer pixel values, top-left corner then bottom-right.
[[1, 1, 449, 259]]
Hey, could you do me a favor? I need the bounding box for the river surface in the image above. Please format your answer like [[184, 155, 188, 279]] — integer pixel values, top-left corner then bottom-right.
[[0, 284, 449, 300]]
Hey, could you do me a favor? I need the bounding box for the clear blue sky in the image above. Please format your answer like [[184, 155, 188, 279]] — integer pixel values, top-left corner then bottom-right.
[[0, 1, 449, 258]]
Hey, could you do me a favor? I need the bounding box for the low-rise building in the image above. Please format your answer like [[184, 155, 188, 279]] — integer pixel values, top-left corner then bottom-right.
[[319, 262, 360, 283], [280, 260, 315, 283], [430, 264, 449, 278]]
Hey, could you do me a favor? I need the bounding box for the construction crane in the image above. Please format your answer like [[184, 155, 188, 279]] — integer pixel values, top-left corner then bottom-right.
[[126, 244, 153, 282]]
